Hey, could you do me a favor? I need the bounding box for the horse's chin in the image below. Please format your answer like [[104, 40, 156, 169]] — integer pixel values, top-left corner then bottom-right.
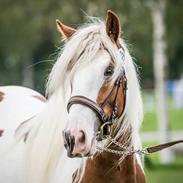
[[67, 150, 96, 158]]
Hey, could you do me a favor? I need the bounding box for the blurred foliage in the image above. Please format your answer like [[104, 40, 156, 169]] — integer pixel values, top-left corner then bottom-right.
[[0, 0, 182, 92]]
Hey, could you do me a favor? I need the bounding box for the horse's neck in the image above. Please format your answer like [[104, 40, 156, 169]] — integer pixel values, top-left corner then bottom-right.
[[76, 153, 145, 183], [119, 155, 146, 183], [73, 131, 146, 183]]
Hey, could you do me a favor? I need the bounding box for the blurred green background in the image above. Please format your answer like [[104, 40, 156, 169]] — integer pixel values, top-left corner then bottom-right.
[[0, 0, 183, 182], [142, 90, 183, 183]]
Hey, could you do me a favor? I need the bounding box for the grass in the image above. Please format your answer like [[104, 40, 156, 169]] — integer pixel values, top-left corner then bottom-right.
[[141, 90, 183, 131], [142, 111, 158, 131], [142, 108, 183, 131], [141, 91, 183, 182], [145, 159, 183, 183], [143, 141, 183, 183]]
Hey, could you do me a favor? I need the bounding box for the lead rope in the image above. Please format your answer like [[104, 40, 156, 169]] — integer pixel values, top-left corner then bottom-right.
[[97, 135, 183, 156]]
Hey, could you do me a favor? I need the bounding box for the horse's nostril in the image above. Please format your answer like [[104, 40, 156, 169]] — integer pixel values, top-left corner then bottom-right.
[[62, 130, 88, 157], [78, 130, 85, 144], [62, 130, 75, 155]]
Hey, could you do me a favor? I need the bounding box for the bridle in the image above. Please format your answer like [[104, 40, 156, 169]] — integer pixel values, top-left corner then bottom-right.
[[66, 44, 183, 155], [67, 46, 127, 140]]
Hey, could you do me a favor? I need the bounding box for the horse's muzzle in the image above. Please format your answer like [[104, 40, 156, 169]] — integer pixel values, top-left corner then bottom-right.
[[62, 130, 87, 157]]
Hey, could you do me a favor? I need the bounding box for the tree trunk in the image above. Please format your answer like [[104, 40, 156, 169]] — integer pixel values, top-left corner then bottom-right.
[[150, 0, 174, 163]]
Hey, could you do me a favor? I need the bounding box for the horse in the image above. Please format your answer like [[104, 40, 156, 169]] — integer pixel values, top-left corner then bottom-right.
[[0, 86, 46, 182], [0, 10, 146, 183]]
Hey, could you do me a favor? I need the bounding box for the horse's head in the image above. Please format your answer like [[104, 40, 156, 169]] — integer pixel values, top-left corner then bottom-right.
[[57, 11, 127, 158]]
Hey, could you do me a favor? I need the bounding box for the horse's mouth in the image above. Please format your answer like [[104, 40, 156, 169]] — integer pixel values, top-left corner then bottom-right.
[[66, 136, 96, 158], [67, 151, 93, 158]]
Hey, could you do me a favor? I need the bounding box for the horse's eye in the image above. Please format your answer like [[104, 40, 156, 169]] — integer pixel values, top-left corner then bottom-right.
[[104, 66, 114, 76]]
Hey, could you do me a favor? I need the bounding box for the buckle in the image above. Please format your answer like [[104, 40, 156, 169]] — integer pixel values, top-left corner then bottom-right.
[[96, 122, 112, 141]]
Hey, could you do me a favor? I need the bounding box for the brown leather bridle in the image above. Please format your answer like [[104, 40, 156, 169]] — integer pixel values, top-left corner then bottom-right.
[[67, 47, 127, 140]]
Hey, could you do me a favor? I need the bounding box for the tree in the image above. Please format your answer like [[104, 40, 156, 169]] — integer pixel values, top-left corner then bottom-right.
[[0, 0, 182, 91], [148, 0, 174, 163]]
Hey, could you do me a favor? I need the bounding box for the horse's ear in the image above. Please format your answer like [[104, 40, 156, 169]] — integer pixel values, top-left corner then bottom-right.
[[56, 19, 76, 40], [106, 10, 121, 46]]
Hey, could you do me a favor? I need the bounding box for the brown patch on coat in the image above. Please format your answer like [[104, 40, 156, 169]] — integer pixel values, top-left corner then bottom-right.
[[96, 73, 126, 120], [97, 80, 114, 117], [78, 154, 146, 183], [80, 153, 120, 183], [32, 95, 47, 102], [0, 129, 4, 137], [118, 155, 137, 183], [0, 91, 5, 102], [135, 159, 146, 183], [76, 154, 146, 183]]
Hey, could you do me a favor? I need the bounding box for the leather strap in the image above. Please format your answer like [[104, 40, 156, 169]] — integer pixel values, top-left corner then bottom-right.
[[67, 76, 127, 123], [144, 140, 183, 154], [67, 95, 109, 123]]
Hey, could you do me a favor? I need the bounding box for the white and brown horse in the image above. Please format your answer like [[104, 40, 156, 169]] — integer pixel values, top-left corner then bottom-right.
[[0, 11, 146, 183], [0, 86, 46, 182]]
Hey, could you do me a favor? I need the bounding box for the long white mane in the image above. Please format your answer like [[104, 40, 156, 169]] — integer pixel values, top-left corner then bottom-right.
[[16, 18, 143, 183]]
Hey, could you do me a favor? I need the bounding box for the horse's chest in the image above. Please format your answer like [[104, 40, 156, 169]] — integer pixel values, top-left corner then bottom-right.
[[77, 153, 122, 183], [74, 154, 144, 183]]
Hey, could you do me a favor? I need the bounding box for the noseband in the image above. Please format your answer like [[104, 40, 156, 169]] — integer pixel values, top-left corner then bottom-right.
[[67, 47, 127, 140]]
